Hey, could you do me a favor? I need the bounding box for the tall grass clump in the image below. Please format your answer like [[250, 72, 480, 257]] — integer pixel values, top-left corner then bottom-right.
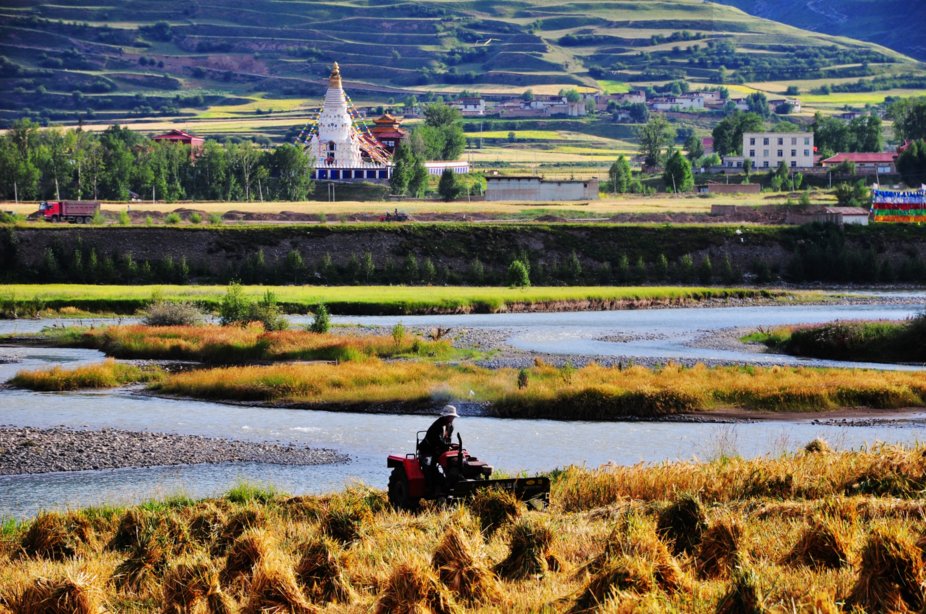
[[20, 512, 93, 560], [695, 516, 744, 579], [786, 517, 851, 570], [11, 359, 164, 391], [470, 489, 522, 537], [242, 554, 316, 614], [716, 565, 765, 614], [162, 555, 235, 614]]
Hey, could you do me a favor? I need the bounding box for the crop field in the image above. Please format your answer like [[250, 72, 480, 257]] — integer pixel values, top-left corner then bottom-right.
[[4, 443, 926, 611], [0, 285, 787, 316]]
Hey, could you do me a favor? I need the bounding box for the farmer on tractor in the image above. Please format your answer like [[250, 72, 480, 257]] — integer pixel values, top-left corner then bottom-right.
[[418, 405, 458, 491]]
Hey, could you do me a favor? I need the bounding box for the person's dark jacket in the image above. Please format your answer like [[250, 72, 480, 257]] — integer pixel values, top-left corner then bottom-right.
[[419, 416, 454, 457]]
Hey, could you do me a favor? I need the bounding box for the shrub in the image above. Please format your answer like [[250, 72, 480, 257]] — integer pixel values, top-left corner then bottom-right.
[[164, 212, 181, 225], [189, 212, 202, 224], [118, 211, 131, 225], [219, 283, 250, 325], [142, 301, 204, 326], [309, 303, 331, 333], [208, 213, 222, 225]]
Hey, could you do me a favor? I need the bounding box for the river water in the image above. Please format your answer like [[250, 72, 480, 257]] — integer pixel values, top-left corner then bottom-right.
[[1, 299, 925, 518]]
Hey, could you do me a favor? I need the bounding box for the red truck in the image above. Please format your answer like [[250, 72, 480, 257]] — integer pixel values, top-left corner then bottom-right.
[[39, 200, 101, 223]]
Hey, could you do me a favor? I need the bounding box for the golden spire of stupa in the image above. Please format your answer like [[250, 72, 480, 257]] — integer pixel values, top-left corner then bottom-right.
[[329, 62, 342, 89]]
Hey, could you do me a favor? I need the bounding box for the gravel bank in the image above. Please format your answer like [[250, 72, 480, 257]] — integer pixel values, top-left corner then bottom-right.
[[0, 426, 348, 475]]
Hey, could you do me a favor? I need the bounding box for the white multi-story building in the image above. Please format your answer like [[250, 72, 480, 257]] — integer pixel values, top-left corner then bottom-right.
[[742, 132, 815, 169]]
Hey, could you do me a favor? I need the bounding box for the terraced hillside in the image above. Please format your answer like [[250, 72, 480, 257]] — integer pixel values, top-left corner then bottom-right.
[[1, 0, 925, 127]]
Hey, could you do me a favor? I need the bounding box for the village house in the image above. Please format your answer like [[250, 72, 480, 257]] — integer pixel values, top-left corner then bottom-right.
[[496, 94, 585, 118], [450, 97, 486, 117], [650, 93, 704, 111], [820, 152, 897, 174], [485, 175, 599, 201], [769, 98, 802, 113], [152, 129, 205, 158]]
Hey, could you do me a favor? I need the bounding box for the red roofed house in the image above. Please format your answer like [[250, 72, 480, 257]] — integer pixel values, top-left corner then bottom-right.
[[701, 137, 714, 155], [152, 129, 205, 158], [369, 114, 407, 154], [821, 152, 897, 174]]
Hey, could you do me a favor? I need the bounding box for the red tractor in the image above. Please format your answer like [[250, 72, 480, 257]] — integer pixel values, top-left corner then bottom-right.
[[386, 432, 550, 510]]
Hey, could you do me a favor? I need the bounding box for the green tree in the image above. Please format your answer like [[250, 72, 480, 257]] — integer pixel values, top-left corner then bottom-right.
[[437, 168, 461, 201], [834, 180, 870, 207], [608, 155, 632, 194], [637, 115, 675, 168], [889, 97, 926, 142], [269, 143, 314, 201], [684, 134, 704, 161], [389, 143, 415, 195], [712, 112, 765, 156], [896, 139, 926, 187], [746, 92, 770, 118], [508, 259, 530, 287], [663, 150, 694, 193]]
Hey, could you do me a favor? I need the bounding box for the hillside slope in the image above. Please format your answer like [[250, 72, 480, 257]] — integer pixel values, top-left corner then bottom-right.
[[1, 0, 924, 126], [713, 0, 926, 61]]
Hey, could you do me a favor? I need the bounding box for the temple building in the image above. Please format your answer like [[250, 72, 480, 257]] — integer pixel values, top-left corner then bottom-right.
[[307, 63, 391, 181], [369, 114, 406, 154], [302, 63, 468, 182]]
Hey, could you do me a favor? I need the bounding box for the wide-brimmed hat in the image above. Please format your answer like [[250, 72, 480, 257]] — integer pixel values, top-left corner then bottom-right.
[[440, 405, 458, 417]]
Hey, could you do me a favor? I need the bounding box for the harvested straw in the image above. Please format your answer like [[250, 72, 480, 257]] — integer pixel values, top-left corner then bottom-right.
[[716, 565, 764, 614], [320, 502, 372, 545], [10, 570, 105, 614], [786, 518, 851, 570], [582, 515, 685, 593], [294, 536, 352, 603], [112, 533, 169, 594], [470, 489, 522, 537], [848, 525, 925, 612], [20, 512, 90, 561], [656, 492, 708, 556], [213, 506, 265, 555], [241, 555, 317, 614], [804, 438, 831, 454], [431, 526, 500, 605], [221, 528, 272, 587], [375, 562, 456, 614], [161, 556, 235, 614], [187, 502, 227, 545], [570, 555, 656, 613], [109, 508, 151, 552], [696, 517, 744, 580], [494, 518, 558, 581]]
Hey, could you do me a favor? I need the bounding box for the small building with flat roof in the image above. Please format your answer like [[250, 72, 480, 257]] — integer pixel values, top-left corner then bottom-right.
[[485, 176, 598, 201]]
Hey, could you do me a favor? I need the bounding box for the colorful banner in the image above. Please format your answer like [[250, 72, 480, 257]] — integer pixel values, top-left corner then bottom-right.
[[871, 188, 926, 223]]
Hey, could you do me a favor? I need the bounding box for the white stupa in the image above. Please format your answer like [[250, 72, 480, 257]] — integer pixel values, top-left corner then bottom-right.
[[308, 63, 391, 181]]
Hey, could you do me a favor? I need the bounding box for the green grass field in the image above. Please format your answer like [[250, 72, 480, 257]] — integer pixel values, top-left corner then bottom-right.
[[0, 285, 793, 315]]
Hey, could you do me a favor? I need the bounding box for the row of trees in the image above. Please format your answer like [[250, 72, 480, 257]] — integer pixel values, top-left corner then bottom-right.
[[0, 120, 315, 202]]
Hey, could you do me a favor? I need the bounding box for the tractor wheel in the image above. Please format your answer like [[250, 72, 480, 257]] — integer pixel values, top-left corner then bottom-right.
[[388, 467, 418, 510]]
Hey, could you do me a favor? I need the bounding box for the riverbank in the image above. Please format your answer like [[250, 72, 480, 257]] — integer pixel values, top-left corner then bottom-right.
[[3, 444, 926, 613], [0, 426, 348, 475]]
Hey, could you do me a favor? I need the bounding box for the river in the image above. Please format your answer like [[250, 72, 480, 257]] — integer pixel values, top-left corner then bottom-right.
[[1, 299, 925, 518]]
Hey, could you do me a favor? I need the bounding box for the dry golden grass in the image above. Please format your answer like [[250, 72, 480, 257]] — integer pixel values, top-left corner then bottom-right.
[[151, 359, 926, 416], [78, 323, 451, 363], [5, 446, 926, 611], [10, 358, 164, 391]]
